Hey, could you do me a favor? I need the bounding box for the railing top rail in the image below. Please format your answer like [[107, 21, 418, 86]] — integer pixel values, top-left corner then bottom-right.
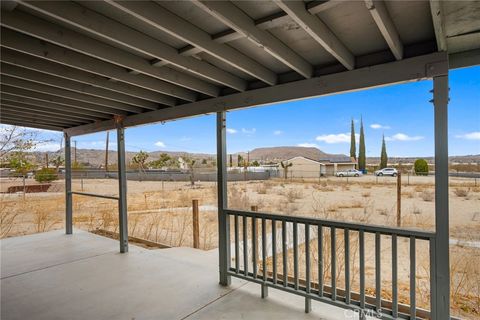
[[69, 191, 119, 201], [225, 209, 435, 240]]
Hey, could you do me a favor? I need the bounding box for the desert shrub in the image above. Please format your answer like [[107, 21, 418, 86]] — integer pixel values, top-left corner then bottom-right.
[[35, 168, 58, 183], [420, 190, 434, 202], [454, 188, 469, 197], [284, 188, 302, 203], [414, 159, 429, 176]]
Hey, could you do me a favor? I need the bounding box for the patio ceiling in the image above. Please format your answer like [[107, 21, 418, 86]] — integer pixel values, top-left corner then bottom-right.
[[0, 0, 479, 134]]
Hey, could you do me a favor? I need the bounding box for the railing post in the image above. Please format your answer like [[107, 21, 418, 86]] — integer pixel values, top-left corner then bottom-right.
[[64, 132, 72, 235], [116, 119, 128, 253], [433, 73, 450, 319], [217, 111, 231, 286]]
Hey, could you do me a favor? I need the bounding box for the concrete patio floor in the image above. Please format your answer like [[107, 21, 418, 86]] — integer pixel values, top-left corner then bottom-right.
[[1, 229, 356, 320]]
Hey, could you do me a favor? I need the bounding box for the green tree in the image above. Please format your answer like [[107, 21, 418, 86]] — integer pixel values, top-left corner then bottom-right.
[[237, 154, 243, 167], [358, 118, 366, 171], [229, 154, 233, 167], [251, 160, 260, 166], [350, 119, 356, 161], [8, 152, 33, 175], [35, 167, 58, 183], [380, 135, 388, 169], [414, 158, 429, 176], [51, 155, 64, 173], [132, 150, 149, 172]]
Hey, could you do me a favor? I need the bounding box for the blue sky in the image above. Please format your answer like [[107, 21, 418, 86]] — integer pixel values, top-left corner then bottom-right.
[[30, 66, 479, 157]]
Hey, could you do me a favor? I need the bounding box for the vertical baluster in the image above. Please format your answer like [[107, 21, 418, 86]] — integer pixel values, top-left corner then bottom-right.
[[410, 236, 416, 319], [272, 219, 277, 285], [359, 230, 365, 309], [252, 217, 258, 278], [261, 218, 268, 298], [430, 237, 437, 320], [344, 228, 350, 304], [235, 214, 239, 274], [318, 224, 324, 297], [293, 221, 299, 290], [282, 220, 288, 287], [305, 223, 311, 313], [331, 227, 336, 301], [262, 218, 267, 281], [243, 215, 248, 277], [392, 234, 398, 318], [375, 232, 381, 312]]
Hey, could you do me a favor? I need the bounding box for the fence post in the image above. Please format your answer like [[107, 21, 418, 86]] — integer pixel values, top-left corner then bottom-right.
[[397, 172, 401, 227], [192, 199, 200, 249]]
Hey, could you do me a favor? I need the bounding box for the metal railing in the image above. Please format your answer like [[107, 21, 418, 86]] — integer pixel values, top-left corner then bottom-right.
[[225, 208, 436, 319]]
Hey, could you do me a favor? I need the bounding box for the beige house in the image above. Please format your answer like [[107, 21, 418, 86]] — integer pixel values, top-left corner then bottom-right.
[[280, 156, 356, 178]]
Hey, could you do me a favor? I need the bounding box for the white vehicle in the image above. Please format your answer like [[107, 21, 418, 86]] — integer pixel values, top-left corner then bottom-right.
[[375, 167, 398, 176], [336, 169, 363, 177]]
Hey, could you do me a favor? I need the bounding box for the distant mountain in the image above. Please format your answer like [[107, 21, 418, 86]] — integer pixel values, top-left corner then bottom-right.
[[28, 149, 215, 167]]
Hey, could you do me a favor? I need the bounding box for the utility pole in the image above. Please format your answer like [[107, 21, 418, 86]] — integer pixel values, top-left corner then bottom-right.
[[105, 131, 109, 172]]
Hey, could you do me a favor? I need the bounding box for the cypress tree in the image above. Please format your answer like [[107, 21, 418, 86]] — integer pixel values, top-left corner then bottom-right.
[[358, 117, 366, 171], [380, 134, 388, 169], [350, 119, 356, 160], [229, 154, 233, 167]]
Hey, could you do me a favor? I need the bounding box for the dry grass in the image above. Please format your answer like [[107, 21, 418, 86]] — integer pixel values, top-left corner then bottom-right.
[[1, 177, 479, 318]]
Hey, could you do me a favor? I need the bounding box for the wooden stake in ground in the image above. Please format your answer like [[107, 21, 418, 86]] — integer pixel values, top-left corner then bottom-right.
[[192, 199, 199, 249], [397, 172, 401, 227]]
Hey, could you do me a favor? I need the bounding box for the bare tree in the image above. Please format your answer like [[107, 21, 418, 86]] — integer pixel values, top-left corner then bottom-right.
[[0, 125, 38, 159]]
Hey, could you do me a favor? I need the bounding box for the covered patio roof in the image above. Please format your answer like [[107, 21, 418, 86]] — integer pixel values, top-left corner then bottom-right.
[[1, 0, 479, 134]]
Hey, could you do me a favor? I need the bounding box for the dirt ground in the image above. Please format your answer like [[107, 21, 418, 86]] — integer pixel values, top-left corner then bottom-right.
[[1, 175, 479, 318]]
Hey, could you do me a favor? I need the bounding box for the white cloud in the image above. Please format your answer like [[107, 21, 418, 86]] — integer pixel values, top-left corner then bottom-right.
[[370, 123, 390, 130], [455, 132, 480, 140], [226, 128, 237, 134], [154, 141, 166, 148], [297, 143, 318, 148], [385, 133, 424, 141], [242, 128, 256, 134], [315, 133, 358, 144], [273, 130, 283, 135]]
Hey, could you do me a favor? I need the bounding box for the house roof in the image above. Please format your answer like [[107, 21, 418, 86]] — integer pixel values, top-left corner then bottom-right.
[[1, 1, 478, 134]]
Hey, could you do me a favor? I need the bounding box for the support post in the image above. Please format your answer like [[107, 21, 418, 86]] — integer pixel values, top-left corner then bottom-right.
[[192, 199, 200, 249], [64, 132, 72, 234], [433, 74, 450, 319], [217, 111, 231, 286], [116, 120, 129, 253], [396, 172, 401, 227]]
